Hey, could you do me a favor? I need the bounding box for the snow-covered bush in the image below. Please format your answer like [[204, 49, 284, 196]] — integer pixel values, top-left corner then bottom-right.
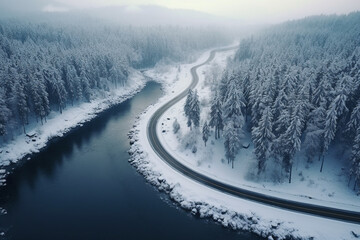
[[173, 119, 180, 134]]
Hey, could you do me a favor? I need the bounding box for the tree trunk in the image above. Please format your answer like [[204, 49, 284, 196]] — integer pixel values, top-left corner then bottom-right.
[[289, 163, 292, 183], [23, 124, 26, 134]]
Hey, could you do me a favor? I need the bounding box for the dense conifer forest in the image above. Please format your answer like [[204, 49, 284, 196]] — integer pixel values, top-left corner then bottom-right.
[[203, 13, 360, 188], [0, 19, 228, 139]]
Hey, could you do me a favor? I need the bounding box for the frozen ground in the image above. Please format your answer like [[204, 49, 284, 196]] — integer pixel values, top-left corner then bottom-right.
[[128, 47, 360, 239], [0, 71, 147, 186]]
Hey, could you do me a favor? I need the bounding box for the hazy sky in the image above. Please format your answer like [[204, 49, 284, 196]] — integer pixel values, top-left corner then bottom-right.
[[1, 0, 360, 23]]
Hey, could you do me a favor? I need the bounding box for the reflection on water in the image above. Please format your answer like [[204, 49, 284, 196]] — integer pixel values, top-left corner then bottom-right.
[[0, 82, 262, 240]]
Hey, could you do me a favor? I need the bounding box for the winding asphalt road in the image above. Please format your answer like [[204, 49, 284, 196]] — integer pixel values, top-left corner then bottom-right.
[[147, 46, 360, 224]]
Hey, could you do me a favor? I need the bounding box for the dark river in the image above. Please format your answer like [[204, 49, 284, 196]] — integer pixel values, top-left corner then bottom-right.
[[0, 82, 260, 240]]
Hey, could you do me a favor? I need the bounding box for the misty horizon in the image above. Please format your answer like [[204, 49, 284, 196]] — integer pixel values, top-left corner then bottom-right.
[[0, 0, 360, 25]]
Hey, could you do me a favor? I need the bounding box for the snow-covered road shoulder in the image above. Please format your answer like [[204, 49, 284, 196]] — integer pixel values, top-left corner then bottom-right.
[[128, 48, 360, 240]]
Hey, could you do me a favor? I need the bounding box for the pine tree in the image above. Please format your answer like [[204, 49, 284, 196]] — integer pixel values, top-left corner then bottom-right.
[[14, 81, 29, 133], [250, 81, 263, 126], [223, 76, 245, 128], [348, 100, 360, 133], [223, 120, 241, 168], [312, 78, 333, 107], [184, 89, 193, 129], [321, 103, 338, 172], [0, 87, 11, 136], [303, 101, 327, 162], [173, 118, 180, 134], [218, 71, 229, 102], [191, 90, 200, 128], [209, 92, 224, 139], [274, 108, 290, 138], [272, 89, 288, 134], [31, 72, 50, 125], [64, 65, 76, 105], [252, 106, 275, 174], [332, 91, 348, 117], [80, 67, 91, 102], [282, 74, 296, 96], [281, 111, 302, 183], [202, 121, 210, 146], [241, 73, 251, 121]]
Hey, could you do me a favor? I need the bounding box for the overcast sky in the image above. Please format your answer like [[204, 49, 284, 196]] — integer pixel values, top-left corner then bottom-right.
[[1, 0, 360, 23]]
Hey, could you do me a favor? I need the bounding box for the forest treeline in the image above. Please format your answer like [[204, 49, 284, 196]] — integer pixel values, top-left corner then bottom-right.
[[0, 19, 229, 139], [205, 13, 360, 188]]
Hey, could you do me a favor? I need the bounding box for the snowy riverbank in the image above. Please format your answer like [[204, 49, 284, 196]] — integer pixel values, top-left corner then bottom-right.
[[0, 71, 148, 186], [128, 47, 360, 239]]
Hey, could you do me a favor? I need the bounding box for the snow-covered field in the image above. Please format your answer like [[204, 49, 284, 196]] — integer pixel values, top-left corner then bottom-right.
[[128, 47, 360, 239], [0, 71, 147, 186]]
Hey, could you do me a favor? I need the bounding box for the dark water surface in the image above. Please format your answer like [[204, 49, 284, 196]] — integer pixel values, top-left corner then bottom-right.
[[0, 82, 261, 240]]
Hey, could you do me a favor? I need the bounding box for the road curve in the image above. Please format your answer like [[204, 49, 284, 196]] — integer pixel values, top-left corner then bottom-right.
[[147, 46, 360, 224]]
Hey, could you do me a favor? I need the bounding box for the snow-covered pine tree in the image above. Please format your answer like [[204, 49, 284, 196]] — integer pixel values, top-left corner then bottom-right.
[[218, 70, 229, 102], [209, 92, 224, 139], [0, 87, 11, 136], [241, 72, 251, 122], [250, 79, 263, 127], [63, 65, 76, 105], [312, 77, 333, 107], [252, 106, 275, 174], [303, 100, 327, 162], [223, 120, 241, 168], [298, 81, 313, 127], [184, 89, 193, 129], [223, 75, 245, 128], [202, 121, 210, 146], [190, 90, 200, 128], [282, 73, 296, 96], [322, 103, 338, 172], [48, 71, 67, 114], [31, 72, 50, 125], [333, 91, 348, 117], [79, 66, 91, 102], [272, 89, 288, 134], [273, 108, 290, 155], [14, 81, 29, 133], [348, 100, 360, 134], [173, 118, 180, 134], [281, 109, 302, 183]]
